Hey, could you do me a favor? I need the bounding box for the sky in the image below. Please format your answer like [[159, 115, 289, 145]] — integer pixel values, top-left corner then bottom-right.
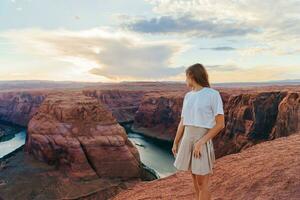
[[0, 0, 299, 83]]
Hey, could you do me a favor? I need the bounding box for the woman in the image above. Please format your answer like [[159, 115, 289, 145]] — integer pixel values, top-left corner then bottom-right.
[[172, 63, 225, 200]]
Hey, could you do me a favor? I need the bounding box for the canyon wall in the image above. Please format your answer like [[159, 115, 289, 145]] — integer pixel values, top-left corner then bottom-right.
[[0, 91, 48, 126], [131, 91, 186, 141], [214, 91, 299, 157], [270, 92, 300, 138], [83, 89, 145, 123]]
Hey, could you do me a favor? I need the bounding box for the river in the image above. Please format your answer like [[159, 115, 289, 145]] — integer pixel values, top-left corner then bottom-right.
[[0, 130, 26, 159], [126, 131, 177, 178]]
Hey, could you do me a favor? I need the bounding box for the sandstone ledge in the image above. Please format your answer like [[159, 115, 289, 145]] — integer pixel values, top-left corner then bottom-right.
[[112, 132, 300, 200]]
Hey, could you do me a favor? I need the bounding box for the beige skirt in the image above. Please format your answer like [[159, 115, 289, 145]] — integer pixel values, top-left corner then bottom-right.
[[173, 125, 216, 175]]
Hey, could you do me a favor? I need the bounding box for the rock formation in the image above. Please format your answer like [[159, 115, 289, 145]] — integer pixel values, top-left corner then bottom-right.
[[0, 147, 143, 200], [25, 91, 144, 180], [270, 92, 300, 138], [214, 91, 299, 158], [112, 132, 300, 200]]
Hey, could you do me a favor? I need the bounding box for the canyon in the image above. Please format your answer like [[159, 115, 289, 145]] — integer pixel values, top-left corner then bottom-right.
[[0, 82, 299, 199]]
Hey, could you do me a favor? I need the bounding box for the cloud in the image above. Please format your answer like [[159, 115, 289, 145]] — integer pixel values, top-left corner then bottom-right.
[[208, 65, 300, 83], [122, 15, 257, 38], [137, 0, 300, 55], [199, 46, 236, 51], [206, 64, 240, 72], [0, 28, 186, 80], [237, 46, 273, 56]]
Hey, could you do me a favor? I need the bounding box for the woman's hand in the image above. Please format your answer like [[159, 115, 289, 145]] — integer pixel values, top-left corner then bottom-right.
[[172, 143, 178, 157], [193, 140, 204, 159]]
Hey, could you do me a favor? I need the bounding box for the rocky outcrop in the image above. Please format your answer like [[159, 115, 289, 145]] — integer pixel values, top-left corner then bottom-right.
[[83, 89, 145, 123], [25, 91, 144, 180], [131, 91, 187, 141], [112, 132, 300, 200], [270, 92, 300, 138], [0, 91, 47, 126]]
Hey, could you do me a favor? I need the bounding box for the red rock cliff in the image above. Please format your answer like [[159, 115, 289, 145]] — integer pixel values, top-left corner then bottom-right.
[[0, 91, 47, 126], [25, 91, 144, 180], [214, 91, 299, 157], [270, 92, 300, 138]]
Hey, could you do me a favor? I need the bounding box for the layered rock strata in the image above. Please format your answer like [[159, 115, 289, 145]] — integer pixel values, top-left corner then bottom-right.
[[0, 91, 47, 126]]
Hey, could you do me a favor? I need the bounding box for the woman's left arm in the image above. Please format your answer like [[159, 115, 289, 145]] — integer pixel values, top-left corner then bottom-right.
[[193, 114, 224, 158], [198, 114, 225, 145]]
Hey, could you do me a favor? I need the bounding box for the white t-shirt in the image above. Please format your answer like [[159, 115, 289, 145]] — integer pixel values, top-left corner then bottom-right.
[[181, 87, 224, 129]]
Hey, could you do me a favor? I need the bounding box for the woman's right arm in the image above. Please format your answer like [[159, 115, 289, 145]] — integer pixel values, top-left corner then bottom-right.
[[172, 117, 185, 155], [174, 117, 185, 145], [173, 93, 187, 155]]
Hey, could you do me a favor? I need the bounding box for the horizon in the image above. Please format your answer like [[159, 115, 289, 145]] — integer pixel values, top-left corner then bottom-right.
[[1, 78, 300, 85], [0, 0, 299, 83]]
